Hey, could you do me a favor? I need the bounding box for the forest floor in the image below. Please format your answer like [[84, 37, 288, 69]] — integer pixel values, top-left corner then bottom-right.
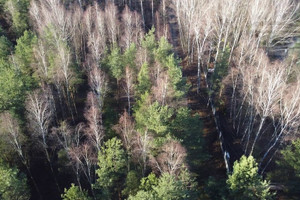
[[166, 1, 226, 183]]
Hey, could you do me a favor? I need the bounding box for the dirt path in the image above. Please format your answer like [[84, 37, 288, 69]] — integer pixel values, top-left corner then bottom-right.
[[166, 1, 226, 179]]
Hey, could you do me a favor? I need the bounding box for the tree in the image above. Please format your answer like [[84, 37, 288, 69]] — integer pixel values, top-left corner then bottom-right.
[[25, 90, 60, 188], [141, 27, 157, 63], [14, 30, 37, 88], [95, 137, 126, 199], [123, 43, 137, 70], [0, 112, 41, 198], [107, 45, 123, 82], [122, 170, 140, 197], [105, 3, 119, 45], [123, 66, 134, 114], [135, 101, 173, 136], [84, 4, 106, 65], [61, 183, 91, 200], [165, 54, 186, 99], [129, 170, 198, 200], [84, 92, 105, 152], [0, 60, 27, 111], [154, 37, 172, 66], [4, 0, 30, 37], [0, 36, 12, 60], [87, 64, 108, 112], [169, 108, 206, 169], [121, 7, 143, 49], [113, 111, 136, 169], [227, 155, 274, 200], [151, 140, 186, 175], [269, 139, 300, 195], [280, 139, 300, 178], [70, 142, 97, 197], [136, 62, 151, 96], [0, 160, 30, 200]]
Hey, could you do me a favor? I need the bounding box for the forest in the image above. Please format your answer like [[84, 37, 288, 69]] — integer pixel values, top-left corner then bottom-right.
[[0, 0, 300, 199]]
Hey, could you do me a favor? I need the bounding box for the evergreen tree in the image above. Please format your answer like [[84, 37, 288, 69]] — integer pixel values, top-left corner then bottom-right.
[[107, 45, 123, 82], [165, 54, 186, 99], [227, 155, 274, 200], [62, 184, 91, 200], [95, 137, 126, 199], [0, 160, 30, 200], [135, 101, 173, 136], [122, 170, 140, 197], [141, 27, 157, 62], [4, 0, 30, 37], [154, 37, 172, 66], [129, 171, 198, 200], [0, 60, 25, 111], [0, 35, 12, 60], [270, 139, 300, 195], [136, 62, 151, 96], [14, 30, 37, 88], [123, 43, 137, 70], [280, 139, 300, 177]]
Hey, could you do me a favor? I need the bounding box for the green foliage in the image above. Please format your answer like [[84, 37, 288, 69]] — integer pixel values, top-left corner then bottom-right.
[[227, 155, 274, 200], [123, 43, 137, 70], [15, 31, 36, 72], [95, 137, 126, 198], [0, 60, 25, 111], [165, 55, 187, 98], [128, 190, 155, 200], [0, 25, 4, 36], [14, 30, 37, 88], [141, 27, 157, 62], [0, 35, 12, 59], [280, 139, 300, 177], [0, 31, 37, 112], [0, 160, 30, 200], [107, 45, 123, 81], [154, 37, 173, 65], [169, 107, 207, 169], [136, 62, 151, 96], [135, 101, 173, 135], [4, 0, 30, 37], [129, 171, 198, 200], [269, 139, 300, 195], [139, 173, 158, 191], [62, 184, 91, 200], [204, 176, 228, 200], [122, 170, 140, 197]]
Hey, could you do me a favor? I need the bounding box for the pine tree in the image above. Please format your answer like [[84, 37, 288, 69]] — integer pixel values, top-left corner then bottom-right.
[[0, 160, 30, 200], [227, 155, 274, 200], [95, 137, 126, 199], [61, 184, 91, 200], [136, 62, 151, 96]]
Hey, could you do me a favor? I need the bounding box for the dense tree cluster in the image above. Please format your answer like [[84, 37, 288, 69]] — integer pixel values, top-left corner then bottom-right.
[[0, 0, 299, 199]]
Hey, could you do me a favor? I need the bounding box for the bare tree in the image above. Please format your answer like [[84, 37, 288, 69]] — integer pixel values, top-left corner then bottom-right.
[[260, 80, 300, 173], [70, 142, 97, 198], [113, 111, 136, 170], [122, 67, 134, 114], [105, 3, 119, 45], [87, 63, 108, 112], [153, 71, 169, 106], [0, 112, 42, 198], [133, 130, 153, 177], [151, 140, 186, 175], [84, 92, 105, 152], [121, 6, 144, 48], [26, 90, 59, 189], [84, 4, 106, 64]]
